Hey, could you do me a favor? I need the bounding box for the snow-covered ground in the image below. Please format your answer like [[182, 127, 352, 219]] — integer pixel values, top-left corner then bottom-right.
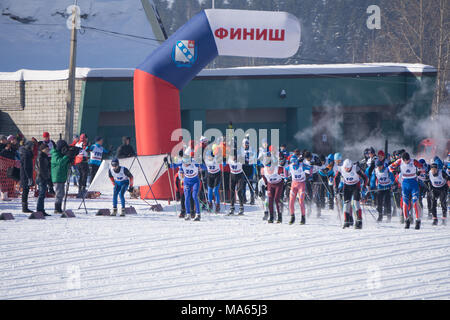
[[1, 185, 449, 300]]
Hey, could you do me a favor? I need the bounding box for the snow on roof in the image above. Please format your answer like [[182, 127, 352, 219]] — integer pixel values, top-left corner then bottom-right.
[[0, 68, 135, 81], [0, 64, 436, 81], [197, 63, 437, 77]]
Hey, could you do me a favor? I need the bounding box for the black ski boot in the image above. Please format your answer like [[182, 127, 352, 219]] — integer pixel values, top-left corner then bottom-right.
[[289, 215, 295, 225], [228, 207, 235, 216], [178, 210, 186, 218], [415, 219, 421, 230], [208, 201, 213, 212], [405, 216, 411, 229], [111, 208, 118, 216], [238, 206, 244, 215], [300, 215, 306, 225], [355, 219, 362, 229], [343, 213, 351, 229], [22, 202, 32, 213], [194, 214, 201, 221], [377, 213, 383, 222], [268, 212, 274, 224], [250, 195, 255, 205], [54, 203, 63, 214], [76, 187, 82, 199], [276, 214, 282, 224], [42, 211, 51, 217], [215, 203, 220, 213], [432, 218, 438, 226], [263, 211, 269, 221]]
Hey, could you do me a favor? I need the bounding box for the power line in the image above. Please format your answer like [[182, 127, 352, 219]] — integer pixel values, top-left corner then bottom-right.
[[81, 25, 164, 43]]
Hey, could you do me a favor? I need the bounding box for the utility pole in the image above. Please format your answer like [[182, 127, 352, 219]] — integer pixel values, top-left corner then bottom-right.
[[211, 0, 216, 69], [65, 1, 78, 143]]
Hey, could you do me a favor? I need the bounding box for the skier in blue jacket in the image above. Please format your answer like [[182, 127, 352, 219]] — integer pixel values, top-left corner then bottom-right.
[[87, 136, 109, 183]]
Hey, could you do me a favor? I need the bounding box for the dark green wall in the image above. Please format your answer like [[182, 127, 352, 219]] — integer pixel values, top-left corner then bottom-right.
[[78, 71, 436, 153]]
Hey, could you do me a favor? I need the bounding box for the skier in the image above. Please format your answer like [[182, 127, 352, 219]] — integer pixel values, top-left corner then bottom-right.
[[303, 152, 322, 217], [318, 153, 335, 210], [389, 152, 424, 229], [195, 136, 209, 209], [417, 159, 432, 219], [227, 151, 245, 215], [334, 159, 368, 229], [261, 155, 285, 223], [428, 159, 448, 225], [176, 155, 205, 221], [87, 136, 109, 184], [332, 152, 344, 213], [108, 158, 134, 216], [370, 160, 395, 222], [204, 150, 222, 213], [240, 138, 257, 205], [279, 144, 289, 159], [286, 155, 307, 225]]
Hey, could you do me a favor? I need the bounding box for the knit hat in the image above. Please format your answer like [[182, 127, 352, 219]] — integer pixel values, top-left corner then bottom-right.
[[111, 158, 119, 166], [43, 132, 50, 138]]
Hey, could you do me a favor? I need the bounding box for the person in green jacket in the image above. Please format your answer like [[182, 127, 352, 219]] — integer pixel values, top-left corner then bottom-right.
[[51, 140, 71, 213]]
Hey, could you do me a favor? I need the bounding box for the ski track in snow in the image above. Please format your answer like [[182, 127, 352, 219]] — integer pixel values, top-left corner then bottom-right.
[[0, 186, 449, 300]]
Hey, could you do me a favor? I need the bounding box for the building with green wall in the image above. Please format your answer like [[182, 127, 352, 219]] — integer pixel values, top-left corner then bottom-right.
[[76, 64, 436, 157]]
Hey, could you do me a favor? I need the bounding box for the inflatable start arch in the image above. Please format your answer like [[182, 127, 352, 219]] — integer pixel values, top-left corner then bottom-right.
[[134, 9, 300, 199]]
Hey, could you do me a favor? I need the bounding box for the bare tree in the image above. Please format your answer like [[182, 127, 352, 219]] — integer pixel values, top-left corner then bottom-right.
[[380, 0, 450, 116]]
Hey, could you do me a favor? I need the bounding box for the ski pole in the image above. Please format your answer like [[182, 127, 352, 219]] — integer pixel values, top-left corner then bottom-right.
[[199, 168, 211, 214], [242, 169, 266, 213]]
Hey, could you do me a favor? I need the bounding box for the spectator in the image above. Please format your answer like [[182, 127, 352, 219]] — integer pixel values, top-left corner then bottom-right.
[[7, 135, 19, 158], [36, 144, 51, 216], [71, 133, 89, 198], [51, 140, 71, 213], [19, 141, 34, 213], [39, 132, 56, 194], [116, 136, 136, 159], [0, 142, 16, 160], [87, 136, 109, 183], [0, 135, 7, 152]]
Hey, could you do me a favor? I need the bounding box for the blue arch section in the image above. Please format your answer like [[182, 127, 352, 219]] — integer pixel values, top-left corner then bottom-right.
[[137, 11, 219, 90]]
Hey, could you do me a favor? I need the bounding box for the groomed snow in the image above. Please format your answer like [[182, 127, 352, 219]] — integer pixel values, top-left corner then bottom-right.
[[0, 185, 449, 300]]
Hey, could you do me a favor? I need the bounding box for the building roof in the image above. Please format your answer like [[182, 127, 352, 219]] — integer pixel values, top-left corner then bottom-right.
[[0, 63, 436, 81]]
